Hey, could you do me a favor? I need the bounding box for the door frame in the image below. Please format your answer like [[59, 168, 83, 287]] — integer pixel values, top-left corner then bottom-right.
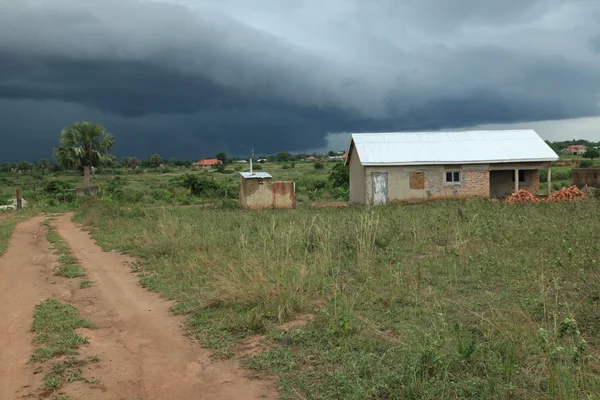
[[371, 172, 388, 205]]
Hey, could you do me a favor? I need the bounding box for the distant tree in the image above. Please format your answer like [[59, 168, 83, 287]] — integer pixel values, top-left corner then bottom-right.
[[327, 150, 336, 157], [147, 154, 162, 168], [168, 157, 176, 165], [314, 162, 325, 170], [120, 157, 131, 169], [37, 158, 50, 174], [129, 157, 139, 169], [18, 161, 32, 172], [216, 152, 227, 164], [583, 148, 599, 160], [1, 162, 17, 172], [54, 122, 115, 189], [121, 157, 139, 170]]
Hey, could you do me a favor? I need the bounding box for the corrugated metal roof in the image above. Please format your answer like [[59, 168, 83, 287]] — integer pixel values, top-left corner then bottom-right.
[[239, 172, 272, 179], [347, 129, 558, 166]]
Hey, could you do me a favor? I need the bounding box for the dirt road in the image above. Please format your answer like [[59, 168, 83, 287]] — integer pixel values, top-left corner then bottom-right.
[[0, 214, 275, 400]]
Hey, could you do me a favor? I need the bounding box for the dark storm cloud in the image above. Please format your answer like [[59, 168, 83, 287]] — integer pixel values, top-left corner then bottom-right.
[[1, 0, 599, 161]]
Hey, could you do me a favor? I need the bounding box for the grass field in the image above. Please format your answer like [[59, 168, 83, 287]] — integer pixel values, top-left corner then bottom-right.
[[76, 198, 600, 399], [0, 160, 342, 208]]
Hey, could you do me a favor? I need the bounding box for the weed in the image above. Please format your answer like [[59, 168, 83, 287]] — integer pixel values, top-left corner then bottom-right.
[[79, 280, 92, 289], [76, 199, 600, 399], [43, 220, 86, 278], [30, 299, 98, 392], [30, 299, 96, 363]]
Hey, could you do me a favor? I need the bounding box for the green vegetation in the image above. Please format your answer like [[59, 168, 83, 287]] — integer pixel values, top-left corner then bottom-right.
[[30, 299, 99, 393], [43, 220, 86, 278], [0, 216, 18, 257], [30, 299, 96, 363], [77, 198, 600, 399], [79, 280, 92, 289], [54, 121, 116, 189], [0, 211, 35, 256]]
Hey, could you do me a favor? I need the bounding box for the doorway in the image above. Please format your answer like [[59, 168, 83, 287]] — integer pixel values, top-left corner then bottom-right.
[[372, 172, 388, 205]]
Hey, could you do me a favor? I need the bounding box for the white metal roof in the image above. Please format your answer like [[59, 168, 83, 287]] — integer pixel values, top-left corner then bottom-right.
[[346, 129, 558, 166], [239, 172, 272, 179]]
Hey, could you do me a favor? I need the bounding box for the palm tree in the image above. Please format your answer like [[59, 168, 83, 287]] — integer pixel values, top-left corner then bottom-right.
[[54, 122, 115, 189]]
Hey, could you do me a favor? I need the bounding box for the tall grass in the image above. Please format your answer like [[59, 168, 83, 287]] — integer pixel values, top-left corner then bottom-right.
[[77, 199, 600, 399]]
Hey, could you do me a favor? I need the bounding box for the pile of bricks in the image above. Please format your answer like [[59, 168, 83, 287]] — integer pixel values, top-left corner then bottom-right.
[[506, 190, 540, 204], [547, 185, 587, 202]]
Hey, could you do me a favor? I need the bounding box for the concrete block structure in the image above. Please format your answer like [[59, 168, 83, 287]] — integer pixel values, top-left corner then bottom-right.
[[239, 172, 295, 210], [346, 130, 558, 205], [572, 168, 600, 188]]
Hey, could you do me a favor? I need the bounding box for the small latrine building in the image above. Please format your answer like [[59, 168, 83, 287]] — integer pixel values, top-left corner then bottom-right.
[[239, 172, 295, 210], [345, 130, 559, 205]]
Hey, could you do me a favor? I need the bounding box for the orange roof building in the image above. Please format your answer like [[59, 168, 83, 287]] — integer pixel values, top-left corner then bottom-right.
[[195, 159, 223, 168]]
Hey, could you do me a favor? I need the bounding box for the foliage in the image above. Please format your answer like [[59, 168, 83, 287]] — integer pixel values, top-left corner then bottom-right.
[[18, 161, 33, 172], [121, 157, 139, 169], [44, 179, 74, 195], [180, 174, 221, 197], [146, 154, 163, 168], [314, 162, 325, 170], [583, 148, 600, 160], [37, 158, 50, 174], [328, 163, 349, 189], [216, 152, 227, 164], [54, 122, 115, 189]]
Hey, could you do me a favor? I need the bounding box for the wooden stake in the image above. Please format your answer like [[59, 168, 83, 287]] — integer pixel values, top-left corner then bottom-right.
[[16, 188, 22, 210]]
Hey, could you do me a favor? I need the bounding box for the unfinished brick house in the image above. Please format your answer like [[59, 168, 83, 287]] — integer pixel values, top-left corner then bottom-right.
[[345, 130, 558, 205]]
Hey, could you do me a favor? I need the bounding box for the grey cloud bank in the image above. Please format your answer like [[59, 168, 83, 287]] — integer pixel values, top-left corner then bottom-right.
[[1, 0, 599, 161]]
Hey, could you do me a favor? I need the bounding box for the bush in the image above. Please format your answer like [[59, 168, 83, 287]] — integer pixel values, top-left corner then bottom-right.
[[151, 189, 173, 202], [314, 162, 325, 170], [123, 189, 145, 203], [180, 174, 222, 197], [579, 160, 594, 168], [0, 192, 10, 205], [44, 179, 74, 195]]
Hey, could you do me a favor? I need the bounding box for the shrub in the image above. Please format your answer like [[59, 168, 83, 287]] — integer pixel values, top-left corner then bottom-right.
[[578, 160, 594, 168], [314, 162, 325, 170], [151, 189, 172, 202], [180, 174, 222, 197], [44, 179, 74, 195], [123, 189, 145, 203]]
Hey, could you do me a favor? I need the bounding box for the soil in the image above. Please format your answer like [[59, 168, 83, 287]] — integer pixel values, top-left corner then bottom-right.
[[0, 214, 276, 400]]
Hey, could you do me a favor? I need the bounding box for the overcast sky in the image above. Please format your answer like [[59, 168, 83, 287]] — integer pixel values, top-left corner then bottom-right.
[[1, 0, 599, 161]]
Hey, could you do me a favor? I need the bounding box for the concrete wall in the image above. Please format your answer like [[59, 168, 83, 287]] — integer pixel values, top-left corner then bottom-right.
[[239, 178, 295, 209], [363, 164, 490, 204], [350, 161, 546, 204], [348, 146, 365, 205], [272, 181, 295, 209], [573, 168, 600, 188]]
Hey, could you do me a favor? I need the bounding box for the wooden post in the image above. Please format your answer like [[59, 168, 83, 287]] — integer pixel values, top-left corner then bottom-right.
[[16, 188, 22, 210], [547, 167, 552, 196], [514, 169, 519, 193]]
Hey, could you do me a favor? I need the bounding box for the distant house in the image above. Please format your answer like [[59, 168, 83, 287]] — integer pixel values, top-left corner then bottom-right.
[[345, 130, 559, 205], [195, 159, 223, 169], [235, 160, 249, 164], [305, 156, 318, 162], [257, 158, 268, 163], [562, 145, 587, 155]]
